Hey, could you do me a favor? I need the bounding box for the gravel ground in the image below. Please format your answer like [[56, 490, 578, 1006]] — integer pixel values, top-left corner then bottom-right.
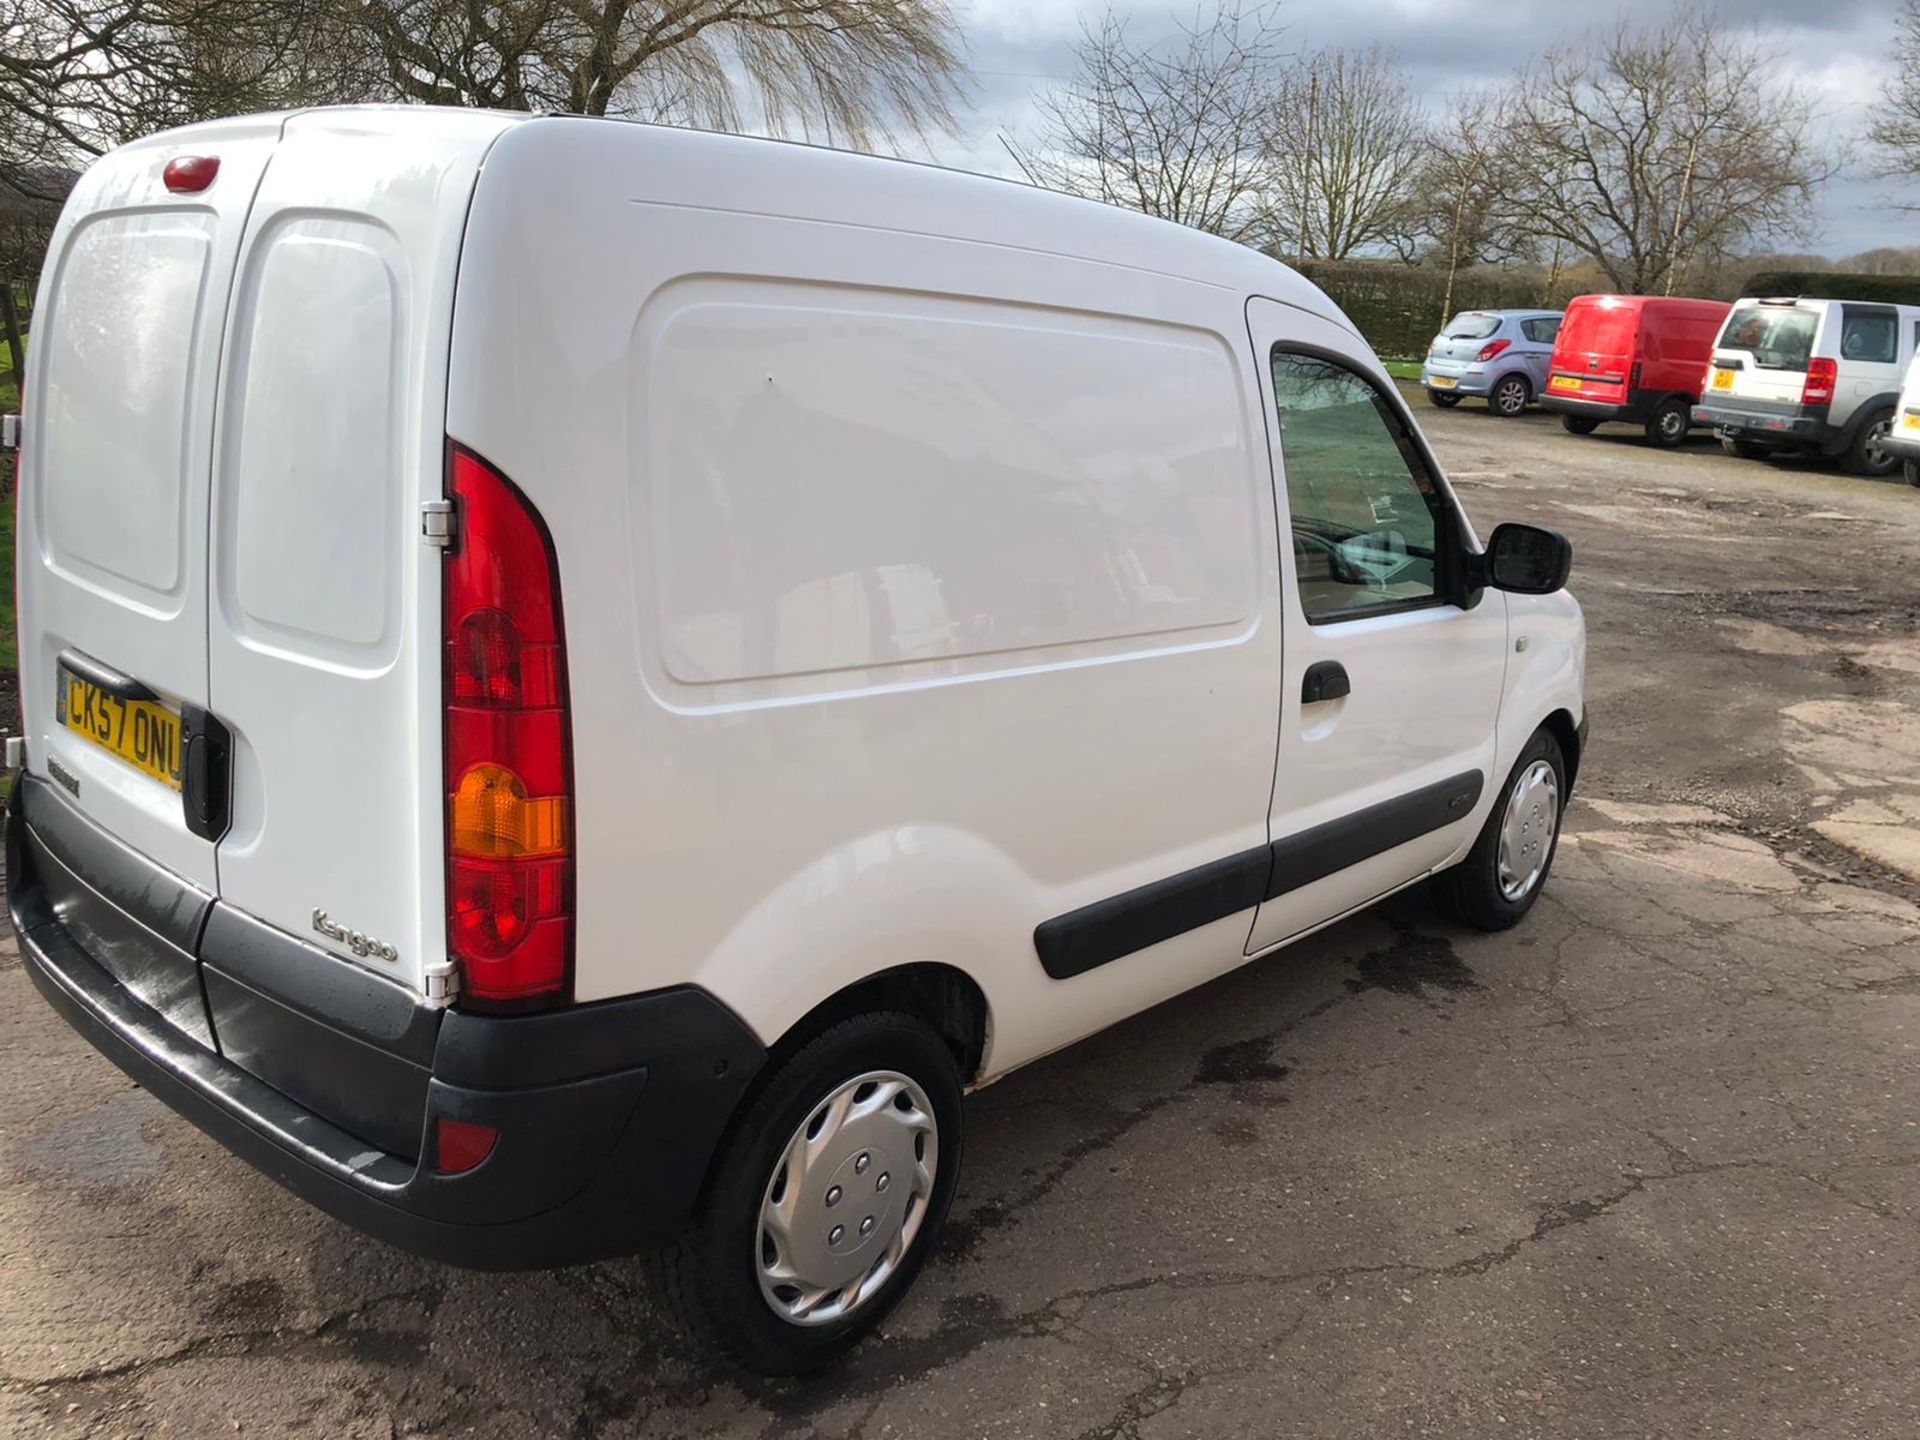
[[2, 389, 1918, 1439]]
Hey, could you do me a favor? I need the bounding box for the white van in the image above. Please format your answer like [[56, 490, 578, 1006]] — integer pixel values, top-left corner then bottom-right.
[[5, 107, 1586, 1373], [1884, 349, 1920, 487], [1694, 295, 1919, 475]]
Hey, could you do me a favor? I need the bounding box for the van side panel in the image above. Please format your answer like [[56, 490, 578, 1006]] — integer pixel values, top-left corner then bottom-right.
[[449, 121, 1293, 1077]]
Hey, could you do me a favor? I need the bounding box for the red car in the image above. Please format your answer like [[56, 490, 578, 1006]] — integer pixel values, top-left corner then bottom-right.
[[1541, 294, 1732, 447]]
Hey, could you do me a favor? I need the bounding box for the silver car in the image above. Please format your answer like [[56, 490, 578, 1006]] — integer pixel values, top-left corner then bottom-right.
[[1421, 309, 1563, 418]]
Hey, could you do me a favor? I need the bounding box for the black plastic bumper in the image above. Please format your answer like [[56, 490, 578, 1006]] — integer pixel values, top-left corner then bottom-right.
[[7, 774, 766, 1269]]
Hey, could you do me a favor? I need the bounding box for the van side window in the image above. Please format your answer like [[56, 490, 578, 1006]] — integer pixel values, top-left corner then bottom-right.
[[1522, 317, 1560, 344], [1269, 350, 1447, 623], [1840, 306, 1897, 365]]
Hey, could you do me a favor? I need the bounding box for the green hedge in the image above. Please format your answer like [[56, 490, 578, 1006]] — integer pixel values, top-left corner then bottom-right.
[[1742, 271, 1920, 305]]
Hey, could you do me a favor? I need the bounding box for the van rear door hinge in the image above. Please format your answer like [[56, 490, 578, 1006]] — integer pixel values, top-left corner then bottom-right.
[[2, 414, 19, 452], [421, 498, 457, 549], [422, 960, 459, 1007]]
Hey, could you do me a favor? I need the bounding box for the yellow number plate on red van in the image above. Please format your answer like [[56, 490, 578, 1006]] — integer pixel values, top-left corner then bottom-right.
[[1550, 375, 1580, 392], [58, 668, 183, 791]]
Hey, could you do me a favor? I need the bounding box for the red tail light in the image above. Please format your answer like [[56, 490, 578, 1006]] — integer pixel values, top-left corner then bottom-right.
[[444, 446, 573, 1008], [1802, 357, 1837, 406], [1629, 361, 1642, 387], [1476, 339, 1511, 363]]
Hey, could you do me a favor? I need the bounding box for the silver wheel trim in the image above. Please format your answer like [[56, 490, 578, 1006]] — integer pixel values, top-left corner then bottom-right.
[[1496, 759, 1560, 902], [1495, 379, 1526, 413], [755, 1070, 937, 1327], [1659, 406, 1686, 439]]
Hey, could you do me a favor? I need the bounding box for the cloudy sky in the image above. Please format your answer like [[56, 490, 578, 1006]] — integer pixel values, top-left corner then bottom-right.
[[916, 0, 1913, 258]]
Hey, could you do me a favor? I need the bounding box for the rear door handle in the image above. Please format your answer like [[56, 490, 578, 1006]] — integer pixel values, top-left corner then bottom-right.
[[1302, 660, 1350, 705], [57, 647, 159, 704]]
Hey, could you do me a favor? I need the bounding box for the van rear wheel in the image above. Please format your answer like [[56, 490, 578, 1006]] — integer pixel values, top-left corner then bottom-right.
[[1720, 436, 1773, 460], [1560, 415, 1600, 435], [647, 1012, 964, 1375], [1906, 459, 1920, 488], [1436, 727, 1567, 932], [1645, 397, 1690, 448]]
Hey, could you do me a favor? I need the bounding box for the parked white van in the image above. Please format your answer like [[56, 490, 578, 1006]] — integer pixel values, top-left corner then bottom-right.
[[6, 107, 1586, 1373], [1694, 295, 1919, 476]]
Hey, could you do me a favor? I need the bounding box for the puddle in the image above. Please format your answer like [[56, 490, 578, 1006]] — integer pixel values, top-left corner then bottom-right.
[[1343, 927, 1479, 998]]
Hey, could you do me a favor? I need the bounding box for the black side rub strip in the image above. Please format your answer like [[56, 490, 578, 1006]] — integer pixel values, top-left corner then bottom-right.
[[1265, 770, 1484, 900], [1034, 770, 1484, 980]]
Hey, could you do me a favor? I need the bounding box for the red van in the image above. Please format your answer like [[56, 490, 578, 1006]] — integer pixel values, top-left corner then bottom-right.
[[1541, 294, 1732, 447]]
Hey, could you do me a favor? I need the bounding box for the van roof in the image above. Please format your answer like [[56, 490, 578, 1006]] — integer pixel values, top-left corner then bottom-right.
[[138, 104, 1351, 334], [1567, 294, 1728, 312]]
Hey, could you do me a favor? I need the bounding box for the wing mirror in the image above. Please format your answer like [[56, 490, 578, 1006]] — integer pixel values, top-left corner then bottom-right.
[[1483, 523, 1572, 595]]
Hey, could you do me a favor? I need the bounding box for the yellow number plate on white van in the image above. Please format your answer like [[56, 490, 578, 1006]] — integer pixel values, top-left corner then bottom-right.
[[1710, 368, 1735, 390], [57, 668, 183, 791]]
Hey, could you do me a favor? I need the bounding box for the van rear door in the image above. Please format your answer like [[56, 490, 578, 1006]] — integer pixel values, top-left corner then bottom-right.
[[21, 118, 282, 892], [1547, 297, 1638, 405], [204, 109, 515, 999]]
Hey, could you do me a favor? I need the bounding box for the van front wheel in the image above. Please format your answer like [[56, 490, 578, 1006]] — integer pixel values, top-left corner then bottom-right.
[[648, 1012, 964, 1375], [1436, 727, 1567, 931]]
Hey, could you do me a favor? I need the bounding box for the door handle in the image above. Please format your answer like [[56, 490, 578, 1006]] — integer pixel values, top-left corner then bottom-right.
[[1301, 660, 1350, 705], [57, 647, 159, 704]]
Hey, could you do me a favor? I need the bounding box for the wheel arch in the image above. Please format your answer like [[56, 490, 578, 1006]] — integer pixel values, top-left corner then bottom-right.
[[768, 963, 992, 1086], [1541, 706, 1583, 793]]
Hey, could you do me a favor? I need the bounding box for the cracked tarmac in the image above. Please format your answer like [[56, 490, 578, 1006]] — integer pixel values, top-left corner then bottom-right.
[[3, 394, 1919, 1438]]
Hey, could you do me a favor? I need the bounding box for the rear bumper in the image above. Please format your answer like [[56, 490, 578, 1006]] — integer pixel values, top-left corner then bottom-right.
[[1540, 386, 1675, 425], [1421, 361, 1493, 396], [1693, 396, 1836, 450], [1884, 421, 1920, 463], [7, 774, 765, 1270]]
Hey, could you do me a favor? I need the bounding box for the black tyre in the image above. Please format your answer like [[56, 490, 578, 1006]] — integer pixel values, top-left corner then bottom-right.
[[1906, 459, 1920, 488], [1560, 414, 1600, 436], [1644, 396, 1690, 448], [1427, 388, 1463, 408], [1489, 373, 1531, 417], [648, 1012, 964, 1375], [1720, 435, 1773, 460], [1436, 727, 1566, 932], [1842, 408, 1898, 477]]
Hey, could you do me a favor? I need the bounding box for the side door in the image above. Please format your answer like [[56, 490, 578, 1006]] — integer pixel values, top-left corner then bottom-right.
[[1244, 297, 1508, 953]]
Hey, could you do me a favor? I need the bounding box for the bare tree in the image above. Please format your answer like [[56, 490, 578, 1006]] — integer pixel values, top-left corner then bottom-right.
[[1870, 0, 1920, 204], [1010, 3, 1282, 245], [0, 0, 373, 166], [1411, 90, 1532, 325], [1264, 45, 1424, 262], [1494, 7, 1830, 294], [356, 0, 967, 147]]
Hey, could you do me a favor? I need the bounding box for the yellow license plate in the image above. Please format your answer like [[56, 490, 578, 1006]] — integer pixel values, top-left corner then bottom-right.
[[1902, 411, 1920, 430], [1429, 376, 1457, 389], [1711, 368, 1735, 390], [1550, 375, 1579, 392], [58, 668, 183, 791]]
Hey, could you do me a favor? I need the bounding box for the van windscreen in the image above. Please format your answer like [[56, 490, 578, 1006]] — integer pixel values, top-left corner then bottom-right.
[[1717, 304, 1817, 372], [1443, 313, 1502, 340]]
